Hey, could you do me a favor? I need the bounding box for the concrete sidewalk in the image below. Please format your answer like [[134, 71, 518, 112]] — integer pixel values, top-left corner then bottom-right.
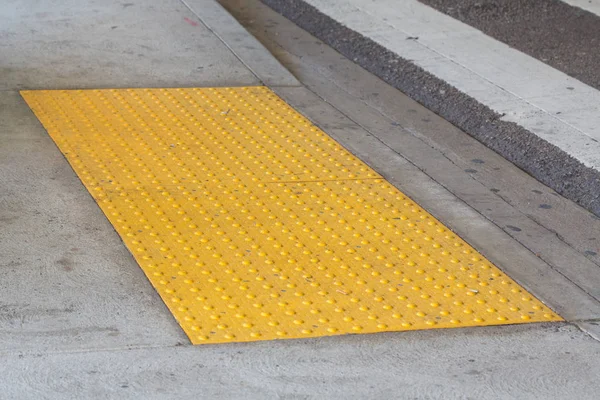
[[1, 0, 296, 355], [1, 0, 600, 398], [1, 0, 298, 89]]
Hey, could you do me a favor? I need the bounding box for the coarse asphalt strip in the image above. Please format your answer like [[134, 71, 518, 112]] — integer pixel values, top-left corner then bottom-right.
[[259, 0, 600, 217]]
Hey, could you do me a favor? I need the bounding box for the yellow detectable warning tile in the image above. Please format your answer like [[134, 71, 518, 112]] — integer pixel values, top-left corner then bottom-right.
[[21, 87, 561, 344]]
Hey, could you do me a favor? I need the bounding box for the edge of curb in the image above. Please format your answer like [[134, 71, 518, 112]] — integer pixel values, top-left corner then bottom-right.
[[260, 0, 600, 217]]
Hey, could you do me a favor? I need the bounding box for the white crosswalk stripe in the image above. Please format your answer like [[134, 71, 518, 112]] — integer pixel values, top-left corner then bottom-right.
[[562, 0, 600, 16], [303, 0, 600, 171]]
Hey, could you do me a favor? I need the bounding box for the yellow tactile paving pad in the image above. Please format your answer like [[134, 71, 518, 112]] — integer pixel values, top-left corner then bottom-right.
[[21, 87, 561, 344]]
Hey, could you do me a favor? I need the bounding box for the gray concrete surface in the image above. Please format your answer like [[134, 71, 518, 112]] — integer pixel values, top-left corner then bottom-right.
[[0, 0, 296, 354], [2, 0, 600, 398], [0, 0, 262, 89], [182, 0, 299, 86], [1, 323, 599, 399], [0, 91, 189, 353], [0, 0, 294, 355]]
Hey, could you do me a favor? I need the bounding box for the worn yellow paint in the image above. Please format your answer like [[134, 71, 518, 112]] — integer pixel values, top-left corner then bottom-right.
[[21, 87, 561, 344]]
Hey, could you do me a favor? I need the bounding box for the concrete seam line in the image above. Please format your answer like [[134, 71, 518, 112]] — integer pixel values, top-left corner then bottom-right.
[[180, 0, 300, 87], [259, 0, 600, 217], [179, 0, 265, 85]]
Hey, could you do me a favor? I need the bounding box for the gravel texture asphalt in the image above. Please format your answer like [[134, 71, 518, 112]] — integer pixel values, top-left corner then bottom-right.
[[260, 0, 600, 217]]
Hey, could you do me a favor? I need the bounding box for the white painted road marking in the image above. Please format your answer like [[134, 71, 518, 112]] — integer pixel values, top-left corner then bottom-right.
[[303, 0, 600, 170], [562, 0, 600, 16]]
